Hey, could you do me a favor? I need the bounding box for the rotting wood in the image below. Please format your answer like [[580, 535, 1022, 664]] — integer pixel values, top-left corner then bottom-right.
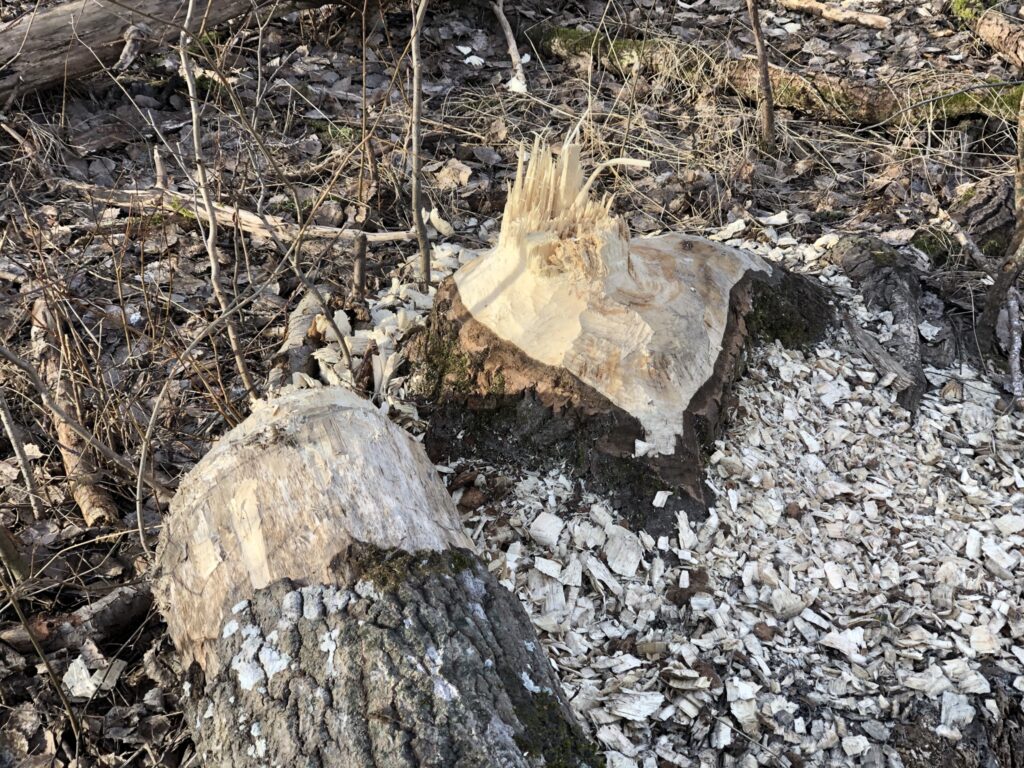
[[154, 386, 599, 767], [30, 299, 117, 527], [0, 0, 349, 103], [778, 0, 891, 30], [532, 27, 1024, 126], [60, 181, 417, 245]]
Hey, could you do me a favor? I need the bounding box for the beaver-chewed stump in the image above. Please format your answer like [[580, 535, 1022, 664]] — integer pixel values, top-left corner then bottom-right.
[[412, 140, 831, 534], [154, 387, 599, 768]]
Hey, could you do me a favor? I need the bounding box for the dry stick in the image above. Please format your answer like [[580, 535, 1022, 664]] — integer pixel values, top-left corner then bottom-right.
[[179, 0, 258, 405], [62, 182, 416, 244], [745, 0, 776, 151], [0, 344, 171, 501], [352, 233, 368, 298], [0, 387, 44, 521], [1008, 287, 1023, 404], [777, 0, 890, 30], [30, 300, 119, 527], [492, 0, 528, 93], [409, 0, 431, 289]]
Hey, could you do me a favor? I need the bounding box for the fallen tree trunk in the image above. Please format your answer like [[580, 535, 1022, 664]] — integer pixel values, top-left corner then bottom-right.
[[154, 386, 598, 767], [532, 27, 1024, 126], [950, 0, 1024, 70], [0, 0, 341, 103], [411, 140, 833, 535]]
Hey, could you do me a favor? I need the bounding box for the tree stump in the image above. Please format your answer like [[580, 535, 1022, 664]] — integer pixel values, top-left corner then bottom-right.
[[411, 140, 831, 534], [154, 386, 598, 767]]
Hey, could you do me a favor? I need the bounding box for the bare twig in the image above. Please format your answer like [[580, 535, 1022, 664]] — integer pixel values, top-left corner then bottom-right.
[[409, 0, 431, 288], [778, 0, 890, 30], [30, 300, 118, 527], [0, 343, 171, 500], [179, 0, 258, 405], [1008, 287, 1023, 404], [352, 233, 368, 299], [0, 387, 44, 521], [492, 0, 528, 93], [745, 0, 775, 150], [61, 181, 416, 244]]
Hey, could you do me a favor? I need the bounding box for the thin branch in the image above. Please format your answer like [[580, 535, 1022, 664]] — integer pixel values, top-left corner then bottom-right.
[[492, 0, 528, 93], [0, 387, 44, 521], [179, 0, 258, 404], [745, 0, 776, 150], [410, 0, 431, 288]]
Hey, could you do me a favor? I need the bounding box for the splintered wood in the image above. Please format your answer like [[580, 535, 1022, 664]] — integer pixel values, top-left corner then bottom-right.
[[453, 139, 768, 455], [154, 386, 472, 672]]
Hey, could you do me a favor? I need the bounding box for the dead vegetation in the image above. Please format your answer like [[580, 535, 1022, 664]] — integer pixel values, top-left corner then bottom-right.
[[0, 0, 1023, 765]]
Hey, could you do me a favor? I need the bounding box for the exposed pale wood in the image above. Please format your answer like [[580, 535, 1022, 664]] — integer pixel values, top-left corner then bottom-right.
[[0, 0, 344, 102], [778, 0, 891, 30], [453, 140, 768, 456], [154, 386, 598, 767], [976, 7, 1024, 70], [155, 386, 471, 671], [61, 181, 416, 245], [30, 300, 117, 527]]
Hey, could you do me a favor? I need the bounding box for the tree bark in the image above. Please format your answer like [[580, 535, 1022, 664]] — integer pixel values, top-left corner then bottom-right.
[[154, 386, 598, 767], [949, 0, 1024, 70], [533, 27, 1024, 126], [0, 0, 342, 103]]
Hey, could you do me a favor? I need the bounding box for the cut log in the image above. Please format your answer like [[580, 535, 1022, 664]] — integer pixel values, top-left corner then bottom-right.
[[950, 0, 1024, 70], [0, 0, 343, 103], [532, 27, 1024, 126], [153, 386, 598, 767], [412, 140, 832, 534]]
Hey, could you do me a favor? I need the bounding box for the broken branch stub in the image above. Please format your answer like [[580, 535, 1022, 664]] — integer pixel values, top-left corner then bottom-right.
[[415, 140, 794, 533], [154, 386, 598, 767]]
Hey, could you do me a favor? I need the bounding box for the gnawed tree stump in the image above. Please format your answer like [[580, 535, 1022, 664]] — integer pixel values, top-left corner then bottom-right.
[[412, 141, 831, 534], [154, 386, 598, 767]]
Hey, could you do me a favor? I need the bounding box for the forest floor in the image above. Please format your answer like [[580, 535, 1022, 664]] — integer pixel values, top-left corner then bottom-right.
[[1, 0, 1023, 765]]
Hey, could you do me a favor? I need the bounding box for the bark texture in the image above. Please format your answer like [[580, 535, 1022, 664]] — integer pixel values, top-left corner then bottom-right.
[[155, 386, 598, 766], [183, 557, 599, 768], [828, 236, 927, 413], [533, 27, 1024, 126], [0, 0, 341, 102]]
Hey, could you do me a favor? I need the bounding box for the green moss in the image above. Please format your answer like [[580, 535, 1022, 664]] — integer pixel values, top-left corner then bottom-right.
[[487, 371, 507, 397], [309, 120, 356, 146], [513, 692, 604, 768], [348, 545, 477, 592], [949, 0, 990, 24]]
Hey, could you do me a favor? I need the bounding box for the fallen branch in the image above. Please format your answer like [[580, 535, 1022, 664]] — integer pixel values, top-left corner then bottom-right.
[[950, 1, 1024, 70], [0, 0, 348, 103], [30, 300, 118, 527], [61, 181, 417, 244], [532, 27, 1024, 126], [778, 0, 891, 30]]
